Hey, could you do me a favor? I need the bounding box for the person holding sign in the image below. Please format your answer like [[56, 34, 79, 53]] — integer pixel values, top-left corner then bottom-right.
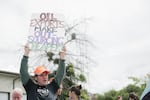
[[20, 44, 66, 100]]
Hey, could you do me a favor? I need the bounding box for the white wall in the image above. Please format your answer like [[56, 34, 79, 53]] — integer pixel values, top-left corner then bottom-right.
[[0, 72, 26, 100]]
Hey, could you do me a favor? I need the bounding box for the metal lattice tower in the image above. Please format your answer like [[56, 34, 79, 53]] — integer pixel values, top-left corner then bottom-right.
[[64, 18, 92, 82]]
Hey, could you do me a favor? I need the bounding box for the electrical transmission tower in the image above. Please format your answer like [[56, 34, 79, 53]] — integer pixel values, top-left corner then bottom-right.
[[64, 18, 93, 82]]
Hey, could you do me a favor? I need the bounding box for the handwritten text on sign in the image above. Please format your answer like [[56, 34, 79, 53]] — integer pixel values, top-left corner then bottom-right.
[[28, 13, 65, 53]]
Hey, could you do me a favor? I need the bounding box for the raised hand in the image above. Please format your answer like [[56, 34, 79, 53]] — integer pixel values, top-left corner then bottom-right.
[[24, 44, 30, 56]]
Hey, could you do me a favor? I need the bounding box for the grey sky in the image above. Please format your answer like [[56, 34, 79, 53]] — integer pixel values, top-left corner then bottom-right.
[[0, 0, 150, 93]]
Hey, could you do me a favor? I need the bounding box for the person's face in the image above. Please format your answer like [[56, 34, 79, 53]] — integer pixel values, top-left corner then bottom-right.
[[35, 72, 49, 86], [13, 97, 21, 100], [68, 91, 78, 100], [12, 93, 22, 100], [129, 98, 134, 100]]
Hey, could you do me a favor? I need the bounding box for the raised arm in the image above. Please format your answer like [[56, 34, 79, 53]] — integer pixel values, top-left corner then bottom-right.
[[20, 45, 30, 85], [55, 46, 66, 86]]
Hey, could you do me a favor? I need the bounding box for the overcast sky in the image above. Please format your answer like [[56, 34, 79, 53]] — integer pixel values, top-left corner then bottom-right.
[[0, 0, 150, 94]]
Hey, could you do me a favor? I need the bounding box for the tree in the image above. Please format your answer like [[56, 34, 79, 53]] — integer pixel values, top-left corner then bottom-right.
[[95, 75, 150, 100], [81, 89, 90, 100], [96, 94, 105, 100], [49, 61, 89, 99]]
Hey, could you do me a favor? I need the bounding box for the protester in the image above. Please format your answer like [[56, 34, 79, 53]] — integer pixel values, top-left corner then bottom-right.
[[12, 88, 23, 100], [129, 92, 139, 100], [140, 81, 150, 100], [20, 45, 66, 100], [68, 84, 82, 100]]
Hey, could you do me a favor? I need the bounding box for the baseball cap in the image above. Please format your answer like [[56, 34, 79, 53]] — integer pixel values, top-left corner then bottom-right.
[[34, 66, 50, 75]]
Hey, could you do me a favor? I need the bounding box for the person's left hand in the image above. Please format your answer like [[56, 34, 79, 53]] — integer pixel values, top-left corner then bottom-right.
[[59, 46, 66, 60]]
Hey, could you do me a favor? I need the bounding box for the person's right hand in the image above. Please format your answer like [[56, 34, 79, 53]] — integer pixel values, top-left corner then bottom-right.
[[24, 44, 30, 56]]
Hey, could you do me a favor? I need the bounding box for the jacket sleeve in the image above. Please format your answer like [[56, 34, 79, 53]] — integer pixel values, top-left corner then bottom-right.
[[54, 59, 66, 86], [20, 55, 30, 85], [140, 81, 150, 100]]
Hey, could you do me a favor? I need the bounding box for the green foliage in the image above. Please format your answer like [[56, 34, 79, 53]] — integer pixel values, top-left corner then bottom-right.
[[128, 76, 140, 85], [125, 84, 140, 93], [46, 52, 89, 100], [53, 58, 59, 64], [96, 94, 105, 100], [81, 89, 90, 100], [95, 75, 150, 100], [79, 74, 87, 82], [66, 63, 75, 77], [46, 51, 54, 61], [104, 90, 117, 100], [63, 63, 89, 99], [46, 49, 150, 100]]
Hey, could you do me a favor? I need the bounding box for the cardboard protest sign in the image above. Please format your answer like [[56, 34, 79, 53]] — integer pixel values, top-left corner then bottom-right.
[[28, 13, 65, 53]]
